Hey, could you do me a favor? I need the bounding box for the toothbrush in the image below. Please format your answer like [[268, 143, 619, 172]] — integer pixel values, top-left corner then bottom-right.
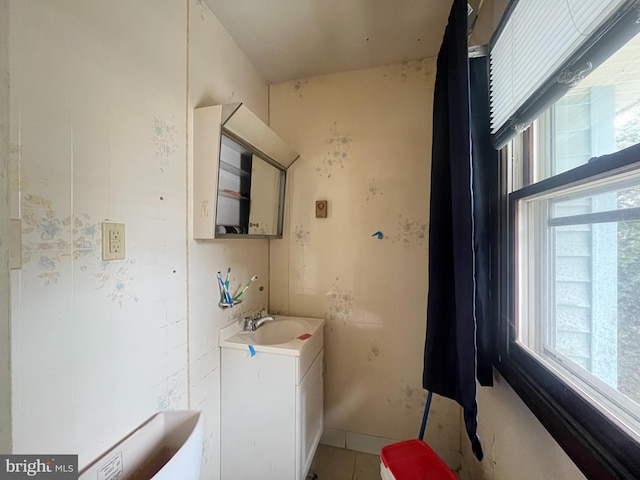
[[217, 271, 233, 305], [224, 267, 231, 290], [233, 275, 258, 301]]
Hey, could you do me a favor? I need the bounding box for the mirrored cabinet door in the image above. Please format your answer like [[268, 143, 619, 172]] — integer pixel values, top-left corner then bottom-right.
[[248, 154, 285, 236], [193, 104, 294, 240], [215, 135, 285, 236]]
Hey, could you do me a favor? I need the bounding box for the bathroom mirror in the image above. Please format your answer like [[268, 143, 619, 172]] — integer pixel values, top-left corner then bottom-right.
[[215, 134, 285, 237], [193, 103, 297, 239]]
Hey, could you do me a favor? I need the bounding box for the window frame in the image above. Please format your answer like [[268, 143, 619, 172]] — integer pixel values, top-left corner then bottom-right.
[[497, 139, 640, 479]]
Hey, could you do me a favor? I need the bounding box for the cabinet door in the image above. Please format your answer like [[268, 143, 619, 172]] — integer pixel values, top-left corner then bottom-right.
[[222, 348, 297, 480], [248, 154, 283, 235], [297, 349, 323, 479], [193, 105, 223, 239]]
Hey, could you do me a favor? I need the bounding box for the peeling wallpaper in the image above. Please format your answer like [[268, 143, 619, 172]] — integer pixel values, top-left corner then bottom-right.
[[269, 59, 462, 461]]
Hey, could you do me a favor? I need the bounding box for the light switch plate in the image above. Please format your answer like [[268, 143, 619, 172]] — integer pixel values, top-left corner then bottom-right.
[[101, 222, 125, 261]]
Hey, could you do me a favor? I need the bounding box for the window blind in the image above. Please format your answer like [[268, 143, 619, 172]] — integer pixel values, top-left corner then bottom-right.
[[489, 0, 626, 140]]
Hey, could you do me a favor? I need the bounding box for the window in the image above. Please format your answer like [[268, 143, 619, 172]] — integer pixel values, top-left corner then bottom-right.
[[496, 14, 640, 480], [517, 170, 640, 441], [530, 30, 640, 182]]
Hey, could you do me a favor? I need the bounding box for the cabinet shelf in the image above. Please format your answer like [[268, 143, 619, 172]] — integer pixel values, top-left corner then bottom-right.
[[220, 160, 250, 178], [219, 190, 249, 201]]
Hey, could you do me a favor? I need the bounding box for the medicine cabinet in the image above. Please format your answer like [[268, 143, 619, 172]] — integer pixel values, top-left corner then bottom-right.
[[194, 104, 298, 239]]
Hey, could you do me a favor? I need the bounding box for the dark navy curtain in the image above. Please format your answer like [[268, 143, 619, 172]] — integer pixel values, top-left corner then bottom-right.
[[422, 0, 496, 461], [470, 55, 497, 387]]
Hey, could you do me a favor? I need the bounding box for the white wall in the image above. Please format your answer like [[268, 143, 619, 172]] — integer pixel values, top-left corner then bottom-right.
[[7, 1, 269, 478], [269, 61, 463, 468], [9, 0, 189, 465], [0, 0, 12, 454], [187, 1, 270, 478], [462, 376, 587, 480]]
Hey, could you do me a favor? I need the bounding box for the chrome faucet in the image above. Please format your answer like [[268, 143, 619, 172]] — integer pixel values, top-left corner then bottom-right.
[[243, 309, 275, 332], [253, 315, 274, 329]]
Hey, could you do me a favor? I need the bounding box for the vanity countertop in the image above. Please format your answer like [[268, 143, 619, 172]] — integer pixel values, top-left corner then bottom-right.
[[219, 314, 324, 357]]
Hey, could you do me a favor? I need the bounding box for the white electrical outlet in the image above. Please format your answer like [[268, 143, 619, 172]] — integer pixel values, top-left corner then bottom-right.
[[102, 222, 125, 261]]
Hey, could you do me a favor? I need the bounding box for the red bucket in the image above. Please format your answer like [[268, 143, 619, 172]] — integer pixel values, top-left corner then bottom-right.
[[380, 439, 458, 480]]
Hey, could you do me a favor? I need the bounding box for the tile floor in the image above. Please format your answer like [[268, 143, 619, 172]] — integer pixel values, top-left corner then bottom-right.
[[309, 444, 382, 480]]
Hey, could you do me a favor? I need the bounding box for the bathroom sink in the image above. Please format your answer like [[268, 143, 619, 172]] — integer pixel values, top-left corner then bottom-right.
[[236, 318, 310, 346], [219, 314, 324, 357], [220, 315, 325, 480]]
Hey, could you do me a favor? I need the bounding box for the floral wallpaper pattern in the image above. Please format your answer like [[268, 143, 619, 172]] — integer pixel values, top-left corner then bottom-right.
[[21, 191, 138, 306], [326, 277, 354, 323], [152, 116, 179, 171], [293, 224, 310, 246], [366, 178, 383, 201], [292, 225, 311, 285], [94, 260, 139, 307], [17, 114, 182, 303], [316, 122, 353, 178], [156, 376, 182, 411], [270, 57, 447, 457], [368, 341, 383, 362], [392, 214, 428, 246], [386, 378, 428, 412], [10, 1, 195, 470]]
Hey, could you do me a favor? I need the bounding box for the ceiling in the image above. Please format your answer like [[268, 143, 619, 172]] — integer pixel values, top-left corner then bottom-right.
[[203, 0, 478, 84]]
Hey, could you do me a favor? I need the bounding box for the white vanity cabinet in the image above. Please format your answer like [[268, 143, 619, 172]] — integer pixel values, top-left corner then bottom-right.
[[221, 340, 323, 480]]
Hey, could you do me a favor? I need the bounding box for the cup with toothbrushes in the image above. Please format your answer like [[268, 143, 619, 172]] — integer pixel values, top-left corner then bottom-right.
[[217, 271, 234, 306]]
